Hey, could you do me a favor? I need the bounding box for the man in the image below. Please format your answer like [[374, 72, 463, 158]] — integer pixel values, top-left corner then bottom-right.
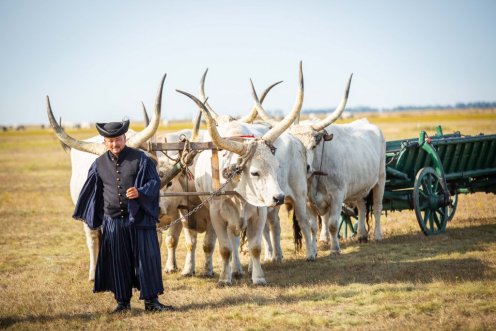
[[73, 119, 174, 313]]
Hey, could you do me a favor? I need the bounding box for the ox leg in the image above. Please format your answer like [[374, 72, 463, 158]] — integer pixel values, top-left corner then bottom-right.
[[210, 202, 232, 286], [326, 203, 343, 254], [267, 206, 283, 262], [156, 228, 163, 247], [84, 224, 100, 282], [247, 207, 267, 285], [164, 221, 182, 273], [356, 199, 368, 243], [202, 220, 216, 277], [319, 214, 331, 245], [229, 228, 244, 279], [181, 226, 197, 276], [262, 221, 274, 262], [294, 201, 316, 261]]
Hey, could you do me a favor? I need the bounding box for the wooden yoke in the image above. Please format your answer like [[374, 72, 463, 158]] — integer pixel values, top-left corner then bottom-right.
[[151, 137, 247, 199]]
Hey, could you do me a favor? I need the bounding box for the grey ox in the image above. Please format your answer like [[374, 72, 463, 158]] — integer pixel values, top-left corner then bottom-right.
[[254, 73, 387, 253]]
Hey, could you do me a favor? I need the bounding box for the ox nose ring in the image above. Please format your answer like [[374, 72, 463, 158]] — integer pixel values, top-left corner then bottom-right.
[[273, 194, 285, 206]]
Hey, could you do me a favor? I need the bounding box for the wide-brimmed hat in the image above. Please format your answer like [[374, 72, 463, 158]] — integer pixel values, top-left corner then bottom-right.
[[96, 119, 130, 138]]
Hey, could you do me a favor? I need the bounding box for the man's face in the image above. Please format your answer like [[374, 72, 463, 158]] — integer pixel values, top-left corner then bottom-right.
[[104, 135, 126, 156]]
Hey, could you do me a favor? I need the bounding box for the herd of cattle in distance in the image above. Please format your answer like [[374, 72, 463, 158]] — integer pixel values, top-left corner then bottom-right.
[[46, 62, 386, 286]]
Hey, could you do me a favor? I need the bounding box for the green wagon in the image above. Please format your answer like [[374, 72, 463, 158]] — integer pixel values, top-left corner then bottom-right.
[[340, 125, 496, 237]]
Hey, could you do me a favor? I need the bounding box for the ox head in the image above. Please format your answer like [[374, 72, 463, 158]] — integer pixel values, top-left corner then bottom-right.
[[46, 74, 166, 156], [176, 66, 303, 207]]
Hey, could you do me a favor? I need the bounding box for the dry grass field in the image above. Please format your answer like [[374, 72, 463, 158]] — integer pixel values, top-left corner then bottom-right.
[[0, 110, 495, 330]]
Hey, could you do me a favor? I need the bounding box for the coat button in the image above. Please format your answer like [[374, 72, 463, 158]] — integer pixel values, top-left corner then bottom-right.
[[116, 163, 120, 167], [116, 178, 120, 181], [116, 170, 121, 174]]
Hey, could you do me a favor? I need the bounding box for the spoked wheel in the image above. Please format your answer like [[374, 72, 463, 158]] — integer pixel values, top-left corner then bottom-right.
[[413, 167, 449, 235], [447, 192, 458, 222]]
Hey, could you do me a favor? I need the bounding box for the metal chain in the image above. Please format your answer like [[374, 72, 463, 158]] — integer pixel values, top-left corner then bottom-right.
[[157, 166, 241, 231]]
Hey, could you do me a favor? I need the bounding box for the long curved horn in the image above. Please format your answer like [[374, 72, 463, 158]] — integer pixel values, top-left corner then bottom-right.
[[127, 73, 166, 148], [141, 101, 150, 127], [141, 101, 158, 158], [46, 96, 107, 155], [176, 90, 246, 155], [239, 80, 283, 123], [191, 109, 202, 142], [198, 68, 219, 119], [261, 61, 304, 144], [248, 80, 279, 127], [311, 73, 353, 131]]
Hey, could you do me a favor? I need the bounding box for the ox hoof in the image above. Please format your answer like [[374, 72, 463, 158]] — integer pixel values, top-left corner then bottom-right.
[[306, 256, 316, 262], [231, 271, 244, 279], [329, 250, 341, 256], [201, 271, 215, 278], [181, 271, 195, 277], [164, 267, 178, 274], [252, 278, 267, 286], [217, 280, 232, 288], [358, 236, 368, 243]]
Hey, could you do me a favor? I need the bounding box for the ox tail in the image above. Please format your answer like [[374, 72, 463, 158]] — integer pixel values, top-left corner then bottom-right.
[[292, 207, 303, 252], [365, 191, 373, 234], [240, 228, 248, 254]]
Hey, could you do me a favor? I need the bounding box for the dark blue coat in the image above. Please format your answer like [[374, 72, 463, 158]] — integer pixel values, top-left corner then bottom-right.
[[73, 150, 160, 229]]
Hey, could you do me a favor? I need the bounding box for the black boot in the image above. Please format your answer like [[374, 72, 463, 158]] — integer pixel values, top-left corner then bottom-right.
[[111, 301, 131, 314], [144, 298, 174, 312]]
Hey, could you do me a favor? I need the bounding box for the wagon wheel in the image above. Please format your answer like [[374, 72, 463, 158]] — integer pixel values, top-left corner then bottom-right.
[[447, 192, 458, 222], [413, 167, 449, 235]]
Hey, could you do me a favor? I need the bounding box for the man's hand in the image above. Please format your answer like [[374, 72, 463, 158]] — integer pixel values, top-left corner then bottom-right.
[[126, 187, 140, 199]]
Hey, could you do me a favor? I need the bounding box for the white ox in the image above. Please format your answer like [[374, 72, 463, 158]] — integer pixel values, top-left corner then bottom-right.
[[200, 65, 317, 262], [46, 74, 166, 281], [175, 72, 304, 285], [157, 76, 285, 277], [257, 74, 386, 253], [246, 66, 318, 262]]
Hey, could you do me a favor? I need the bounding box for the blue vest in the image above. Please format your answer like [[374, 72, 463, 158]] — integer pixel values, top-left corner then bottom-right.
[[96, 146, 140, 218]]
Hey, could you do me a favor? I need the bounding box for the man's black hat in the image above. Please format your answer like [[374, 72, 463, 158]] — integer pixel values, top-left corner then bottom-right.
[[96, 120, 130, 138]]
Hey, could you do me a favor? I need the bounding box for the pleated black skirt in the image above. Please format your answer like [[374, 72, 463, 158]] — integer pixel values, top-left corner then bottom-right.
[[94, 215, 164, 301]]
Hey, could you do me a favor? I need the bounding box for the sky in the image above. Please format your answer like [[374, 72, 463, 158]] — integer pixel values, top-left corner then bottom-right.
[[0, 0, 495, 126]]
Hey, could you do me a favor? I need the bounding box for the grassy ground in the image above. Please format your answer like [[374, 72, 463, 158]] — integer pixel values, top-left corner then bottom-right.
[[0, 110, 495, 330]]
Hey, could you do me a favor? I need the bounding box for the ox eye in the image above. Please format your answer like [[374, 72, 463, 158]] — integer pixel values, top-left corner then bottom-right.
[[250, 171, 260, 177], [166, 181, 172, 188]]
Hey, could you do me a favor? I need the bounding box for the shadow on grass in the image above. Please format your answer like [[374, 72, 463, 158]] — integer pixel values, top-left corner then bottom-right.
[[0, 312, 97, 329], [239, 220, 496, 287]]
